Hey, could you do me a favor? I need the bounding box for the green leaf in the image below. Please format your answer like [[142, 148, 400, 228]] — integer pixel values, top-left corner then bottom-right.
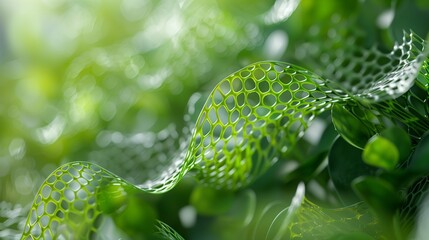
[[352, 176, 405, 239], [331, 103, 376, 149], [417, 0, 429, 9], [190, 186, 234, 216], [352, 176, 400, 220], [284, 150, 329, 183], [113, 196, 158, 238], [378, 127, 411, 163], [362, 135, 399, 171], [408, 131, 429, 174], [328, 137, 376, 204]]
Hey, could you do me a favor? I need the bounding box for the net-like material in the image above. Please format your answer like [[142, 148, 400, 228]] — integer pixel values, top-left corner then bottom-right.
[[22, 162, 130, 239], [285, 185, 378, 239], [286, 198, 379, 239], [89, 125, 181, 186], [400, 176, 429, 235], [318, 32, 426, 102], [191, 62, 342, 190], [246, 183, 379, 240], [0, 202, 27, 240], [21, 32, 428, 239], [155, 220, 185, 240], [315, 31, 429, 141]]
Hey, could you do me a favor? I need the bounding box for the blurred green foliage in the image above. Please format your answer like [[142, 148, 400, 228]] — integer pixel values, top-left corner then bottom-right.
[[1, 0, 429, 239]]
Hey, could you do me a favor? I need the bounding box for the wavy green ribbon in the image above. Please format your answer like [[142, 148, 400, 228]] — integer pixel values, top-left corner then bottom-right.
[[21, 32, 428, 239]]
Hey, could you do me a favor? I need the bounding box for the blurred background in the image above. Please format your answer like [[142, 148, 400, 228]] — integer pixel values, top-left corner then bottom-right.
[[1, 0, 429, 239]]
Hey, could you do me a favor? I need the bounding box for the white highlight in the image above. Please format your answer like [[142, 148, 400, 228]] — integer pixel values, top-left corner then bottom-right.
[[377, 9, 395, 29], [263, 30, 288, 60], [36, 116, 66, 144], [303, 119, 326, 145], [179, 205, 197, 228], [264, 0, 300, 24], [412, 193, 429, 240]]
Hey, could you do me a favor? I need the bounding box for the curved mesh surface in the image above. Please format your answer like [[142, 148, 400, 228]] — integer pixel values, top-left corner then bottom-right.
[[21, 32, 429, 239]]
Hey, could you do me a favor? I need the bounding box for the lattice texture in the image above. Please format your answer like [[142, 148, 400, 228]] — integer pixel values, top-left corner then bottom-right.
[[334, 85, 429, 145], [190, 32, 428, 189], [354, 55, 429, 141], [156, 221, 185, 240], [400, 176, 429, 234], [372, 89, 429, 139], [21, 32, 429, 239], [319, 32, 426, 102], [416, 49, 429, 91], [89, 125, 180, 185], [21, 162, 130, 239], [249, 183, 380, 239], [191, 62, 343, 189], [0, 202, 27, 240], [286, 199, 379, 239], [315, 30, 429, 139]]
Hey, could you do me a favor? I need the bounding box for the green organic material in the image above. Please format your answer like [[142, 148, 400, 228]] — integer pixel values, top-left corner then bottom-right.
[[2, 1, 429, 240], [378, 127, 412, 163], [408, 132, 429, 173], [329, 137, 376, 204], [353, 176, 401, 219], [363, 136, 400, 170], [190, 186, 234, 216], [353, 176, 402, 239], [22, 163, 130, 239], [281, 184, 380, 240], [156, 221, 185, 240], [331, 103, 377, 149]]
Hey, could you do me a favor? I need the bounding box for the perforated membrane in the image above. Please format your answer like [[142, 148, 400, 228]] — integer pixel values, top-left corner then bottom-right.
[[21, 32, 429, 239]]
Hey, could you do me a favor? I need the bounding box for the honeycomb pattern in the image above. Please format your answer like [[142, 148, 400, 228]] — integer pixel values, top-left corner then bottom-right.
[[420, 54, 429, 90], [156, 220, 185, 240], [332, 84, 429, 148], [287, 198, 380, 239], [21, 31, 429, 239], [89, 125, 181, 185], [318, 32, 427, 103], [372, 89, 429, 139], [191, 62, 343, 190], [89, 94, 204, 193], [250, 183, 380, 239], [0, 202, 27, 240], [21, 162, 130, 239], [331, 55, 429, 144]]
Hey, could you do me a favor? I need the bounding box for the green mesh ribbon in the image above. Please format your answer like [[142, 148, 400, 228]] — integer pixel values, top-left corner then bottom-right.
[[1, 202, 28, 239], [22, 162, 132, 239], [21, 32, 428, 239], [155, 220, 185, 240], [271, 183, 379, 240], [325, 32, 429, 143]]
